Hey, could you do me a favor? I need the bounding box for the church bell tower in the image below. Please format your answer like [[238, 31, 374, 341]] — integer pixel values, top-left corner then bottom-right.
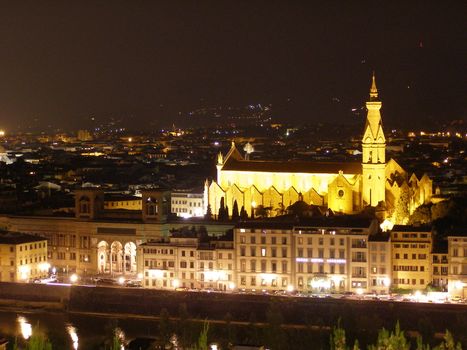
[[362, 73, 386, 207]]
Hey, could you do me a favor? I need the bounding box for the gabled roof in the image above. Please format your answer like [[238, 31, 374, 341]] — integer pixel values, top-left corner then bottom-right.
[[221, 142, 361, 174], [222, 158, 361, 174]]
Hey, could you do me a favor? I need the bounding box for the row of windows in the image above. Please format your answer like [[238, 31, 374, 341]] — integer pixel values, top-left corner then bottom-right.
[[451, 248, 467, 257], [19, 255, 47, 265], [239, 275, 289, 287], [393, 265, 426, 272], [394, 278, 425, 285], [239, 236, 288, 245], [17, 242, 46, 252], [296, 236, 346, 246], [297, 263, 346, 275], [393, 243, 427, 249], [433, 266, 448, 275], [239, 246, 288, 258], [394, 253, 427, 260], [393, 233, 429, 239]]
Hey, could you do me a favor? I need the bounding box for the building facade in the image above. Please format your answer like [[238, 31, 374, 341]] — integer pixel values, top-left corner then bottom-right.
[[234, 218, 380, 294], [0, 188, 233, 277], [447, 236, 467, 298], [0, 231, 48, 282], [138, 232, 234, 290], [391, 226, 432, 290]]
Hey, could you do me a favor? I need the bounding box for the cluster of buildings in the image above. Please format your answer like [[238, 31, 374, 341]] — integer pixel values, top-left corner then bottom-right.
[[0, 75, 464, 300], [0, 190, 465, 299], [139, 219, 466, 298]]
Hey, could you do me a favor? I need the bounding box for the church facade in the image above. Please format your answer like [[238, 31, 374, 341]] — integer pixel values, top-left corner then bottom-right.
[[205, 75, 433, 224]]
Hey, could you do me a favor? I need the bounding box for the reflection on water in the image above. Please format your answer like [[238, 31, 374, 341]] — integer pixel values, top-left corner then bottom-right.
[[66, 325, 79, 350], [114, 327, 126, 350], [17, 316, 32, 340]]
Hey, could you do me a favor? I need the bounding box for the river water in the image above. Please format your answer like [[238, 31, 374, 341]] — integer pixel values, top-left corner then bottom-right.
[[0, 309, 165, 349]]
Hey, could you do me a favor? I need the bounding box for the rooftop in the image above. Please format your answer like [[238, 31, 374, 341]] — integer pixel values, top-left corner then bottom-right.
[[0, 231, 47, 245], [222, 158, 361, 174]]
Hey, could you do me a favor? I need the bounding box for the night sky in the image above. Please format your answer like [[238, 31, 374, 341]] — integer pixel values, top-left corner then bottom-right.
[[0, 1, 465, 131]]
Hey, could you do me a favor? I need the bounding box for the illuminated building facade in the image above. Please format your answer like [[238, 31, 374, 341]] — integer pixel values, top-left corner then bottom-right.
[[0, 231, 48, 282], [368, 233, 391, 294], [206, 74, 433, 224], [431, 251, 448, 291], [0, 188, 232, 277], [391, 226, 432, 290], [102, 191, 205, 218], [171, 192, 204, 218], [447, 236, 467, 298], [235, 218, 380, 293], [138, 232, 234, 290]]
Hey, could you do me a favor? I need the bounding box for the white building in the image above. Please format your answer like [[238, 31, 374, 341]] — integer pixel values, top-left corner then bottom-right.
[[171, 192, 204, 218], [447, 236, 467, 299]]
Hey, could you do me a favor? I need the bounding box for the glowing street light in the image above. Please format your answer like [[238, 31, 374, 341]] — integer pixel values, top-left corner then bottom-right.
[[118, 277, 125, 285], [70, 274, 78, 283]]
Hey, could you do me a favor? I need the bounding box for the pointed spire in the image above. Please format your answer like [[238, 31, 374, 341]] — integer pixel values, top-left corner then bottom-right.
[[217, 152, 224, 165], [370, 71, 378, 100]]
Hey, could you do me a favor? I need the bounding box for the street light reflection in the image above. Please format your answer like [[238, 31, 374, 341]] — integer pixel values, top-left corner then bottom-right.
[[17, 316, 32, 340], [67, 325, 79, 350]]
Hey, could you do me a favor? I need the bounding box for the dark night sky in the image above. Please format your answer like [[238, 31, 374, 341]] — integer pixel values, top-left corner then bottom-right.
[[0, 1, 465, 131]]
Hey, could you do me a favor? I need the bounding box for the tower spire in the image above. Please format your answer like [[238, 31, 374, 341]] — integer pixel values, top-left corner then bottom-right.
[[370, 71, 378, 100]]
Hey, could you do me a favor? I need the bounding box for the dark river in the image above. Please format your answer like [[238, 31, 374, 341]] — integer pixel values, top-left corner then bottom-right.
[[0, 308, 165, 349]]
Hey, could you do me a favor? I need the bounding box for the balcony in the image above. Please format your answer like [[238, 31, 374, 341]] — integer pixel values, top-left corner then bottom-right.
[[351, 258, 367, 263], [352, 274, 367, 278]]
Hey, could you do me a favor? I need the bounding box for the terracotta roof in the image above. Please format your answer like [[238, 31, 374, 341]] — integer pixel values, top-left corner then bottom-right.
[[222, 158, 361, 174]]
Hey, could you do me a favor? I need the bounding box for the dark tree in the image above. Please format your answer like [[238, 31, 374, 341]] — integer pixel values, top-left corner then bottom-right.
[[231, 200, 240, 221], [205, 203, 212, 220], [240, 205, 248, 220]]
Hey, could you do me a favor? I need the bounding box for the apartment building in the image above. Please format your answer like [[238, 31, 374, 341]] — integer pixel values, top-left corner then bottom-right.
[[0, 231, 48, 282], [391, 226, 432, 290], [138, 231, 234, 290], [431, 243, 448, 291], [171, 192, 204, 218], [368, 233, 391, 294], [447, 236, 467, 298], [235, 217, 379, 293]]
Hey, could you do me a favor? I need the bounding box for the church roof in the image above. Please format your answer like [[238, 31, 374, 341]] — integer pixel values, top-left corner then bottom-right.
[[222, 158, 361, 174]]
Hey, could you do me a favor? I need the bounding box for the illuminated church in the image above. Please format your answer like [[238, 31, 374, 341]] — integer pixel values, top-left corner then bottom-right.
[[205, 74, 433, 224]]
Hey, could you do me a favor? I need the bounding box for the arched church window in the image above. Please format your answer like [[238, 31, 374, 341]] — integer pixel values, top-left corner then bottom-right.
[[338, 190, 344, 198], [368, 175, 372, 180]]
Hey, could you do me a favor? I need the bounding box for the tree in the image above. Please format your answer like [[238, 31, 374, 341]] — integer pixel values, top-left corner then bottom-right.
[[204, 204, 212, 220], [240, 205, 248, 220], [24, 333, 53, 350], [231, 200, 239, 221], [218, 197, 228, 221], [409, 204, 432, 225], [330, 319, 346, 350], [367, 322, 409, 350], [433, 330, 462, 350], [394, 189, 410, 224], [190, 321, 209, 350]]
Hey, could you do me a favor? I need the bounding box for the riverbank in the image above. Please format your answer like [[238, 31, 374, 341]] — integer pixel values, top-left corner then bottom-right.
[[1, 282, 466, 347]]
